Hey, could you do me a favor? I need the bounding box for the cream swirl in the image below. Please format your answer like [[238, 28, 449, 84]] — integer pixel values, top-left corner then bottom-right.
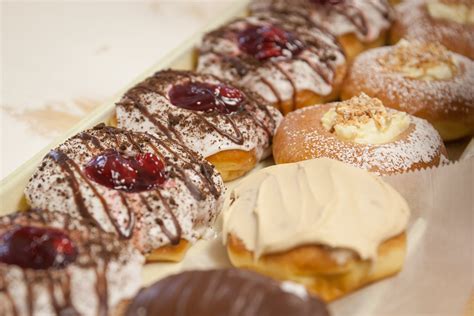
[[223, 158, 410, 260], [427, 0, 474, 25]]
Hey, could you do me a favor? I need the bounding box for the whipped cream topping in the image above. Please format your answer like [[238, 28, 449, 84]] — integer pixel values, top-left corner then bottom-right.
[[380, 40, 458, 80], [197, 14, 346, 106], [25, 125, 225, 254], [116, 70, 282, 160], [321, 93, 410, 144], [427, 0, 474, 24], [250, 0, 393, 42], [223, 158, 410, 260], [0, 210, 144, 316]]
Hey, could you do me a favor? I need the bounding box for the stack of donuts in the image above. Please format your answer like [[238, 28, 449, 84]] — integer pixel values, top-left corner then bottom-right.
[[1, 0, 472, 315]]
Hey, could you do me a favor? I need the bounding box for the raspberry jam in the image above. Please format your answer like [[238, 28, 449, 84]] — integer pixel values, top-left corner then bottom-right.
[[84, 150, 166, 192], [0, 226, 78, 269], [238, 24, 305, 61], [168, 82, 245, 114]]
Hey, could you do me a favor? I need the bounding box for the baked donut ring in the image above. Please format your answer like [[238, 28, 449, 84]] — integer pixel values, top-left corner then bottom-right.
[[116, 70, 282, 181], [249, 0, 394, 60], [197, 13, 347, 115], [273, 94, 448, 175], [390, 0, 474, 60], [0, 210, 143, 316], [341, 40, 474, 141], [223, 158, 411, 301], [25, 124, 225, 262], [125, 269, 330, 316]]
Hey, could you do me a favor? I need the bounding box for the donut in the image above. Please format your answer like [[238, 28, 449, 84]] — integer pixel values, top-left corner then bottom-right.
[[223, 158, 410, 301], [390, 0, 474, 60], [124, 269, 330, 316], [0, 210, 143, 316], [341, 40, 474, 141], [273, 93, 448, 175], [24, 124, 225, 262], [249, 0, 394, 60], [196, 13, 347, 115], [115, 70, 282, 181]]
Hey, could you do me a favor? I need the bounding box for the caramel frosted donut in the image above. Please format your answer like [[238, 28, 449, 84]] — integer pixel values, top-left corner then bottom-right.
[[273, 94, 448, 175], [0, 210, 143, 316], [25, 124, 225, 262], [116, 70, 282, 181], [249, 0, 394, 60], [125, 269, 330, 316], [196, 13, 347, 115], [390, 0, 474, 60], [223, 158, 410, 301], [341, 40, 474, 141]]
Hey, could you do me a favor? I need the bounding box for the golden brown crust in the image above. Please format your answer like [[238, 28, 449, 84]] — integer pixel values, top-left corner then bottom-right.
[[275, 63, 347, 115], [341, 46, 474, 141], [146, 239, 190, 262], [206, 149, 258, 182], [227, 233, 407, 301], [338, 30, 388, 62], [273, 102, 447, 175], [390, 0, 474, 60]]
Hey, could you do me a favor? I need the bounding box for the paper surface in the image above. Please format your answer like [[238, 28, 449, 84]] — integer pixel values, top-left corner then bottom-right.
[[142, 157, 473, 316]]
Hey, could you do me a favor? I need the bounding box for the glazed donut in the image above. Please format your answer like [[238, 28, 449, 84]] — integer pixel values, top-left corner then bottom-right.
[[196, 13, 347, 115], [223, 158, 410, 301], [273, 94, 448, 175], [115, 70, 282, 181], [25, 124, 225, 262], [0, 210, 143, 316], [341, 40, 474, 141], [125, 269, 330, 316], [390, 0, 474, 60], [249, 0, 394, 60]]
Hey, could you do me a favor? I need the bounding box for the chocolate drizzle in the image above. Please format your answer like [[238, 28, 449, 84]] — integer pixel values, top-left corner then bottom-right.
[[0, 210, 131, 316], [198, 13, 345, 113]]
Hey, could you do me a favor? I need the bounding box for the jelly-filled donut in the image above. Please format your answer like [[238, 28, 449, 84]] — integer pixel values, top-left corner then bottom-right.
[[116, 70, 282, 181], [0, 210, 143, 316], [25, 124, 225, 262], [197, 14, 347, 115]]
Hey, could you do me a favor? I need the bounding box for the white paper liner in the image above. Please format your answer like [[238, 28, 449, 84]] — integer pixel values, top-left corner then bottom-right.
[[142, 157, 473, 315]]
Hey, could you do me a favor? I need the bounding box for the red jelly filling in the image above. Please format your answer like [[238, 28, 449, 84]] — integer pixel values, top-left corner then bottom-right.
[[85, 150, 166, 192], [238, 24, 305, 61], [168, 82, 245, 114], [0, 226, 78, 269]]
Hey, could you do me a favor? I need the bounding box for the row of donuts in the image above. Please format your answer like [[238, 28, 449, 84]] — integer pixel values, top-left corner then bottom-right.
[[1, 0, 472, 315]]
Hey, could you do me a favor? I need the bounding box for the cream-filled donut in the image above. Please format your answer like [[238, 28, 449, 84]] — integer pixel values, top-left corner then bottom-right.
[[223, 158, 410, 301], [273, 93, 448, 174], [25, 124, 225, 262], [0, 210, 143, 316], [196, 13, 347, 115], [116, 70, 282, 181], [250, 0, 394, 60], [341, 40, 474, 141]]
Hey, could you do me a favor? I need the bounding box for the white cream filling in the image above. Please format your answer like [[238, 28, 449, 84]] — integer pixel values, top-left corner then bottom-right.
[[427, 1, 474, 24]]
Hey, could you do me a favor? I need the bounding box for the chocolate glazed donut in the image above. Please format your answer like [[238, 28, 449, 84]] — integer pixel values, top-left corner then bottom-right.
[[125, 269, 330, 316]]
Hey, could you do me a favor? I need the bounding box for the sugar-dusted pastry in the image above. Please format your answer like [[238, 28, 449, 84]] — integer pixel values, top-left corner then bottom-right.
[[196, 13, 347, 115], [25, 124, 225, 262], [223, 158, 411, 301], [273, 94, 448, 175], [391, 0, 474, 60], [125, 269, 330, 316], [0, 210, 143, 316], [116, 70, 282, 181], [341, 40, 474, 141], [249, 0, 394, 60]]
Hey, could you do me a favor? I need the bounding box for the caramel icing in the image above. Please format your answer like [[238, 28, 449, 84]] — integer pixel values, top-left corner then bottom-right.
[[321, 93, 410, 144], [427, 0, 474, 25], [223, 158, 410, 260], [380, 40, 458, 80]]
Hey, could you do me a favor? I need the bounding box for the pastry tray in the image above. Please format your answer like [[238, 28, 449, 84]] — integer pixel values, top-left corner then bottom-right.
[[1, 0, 473, 314]]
